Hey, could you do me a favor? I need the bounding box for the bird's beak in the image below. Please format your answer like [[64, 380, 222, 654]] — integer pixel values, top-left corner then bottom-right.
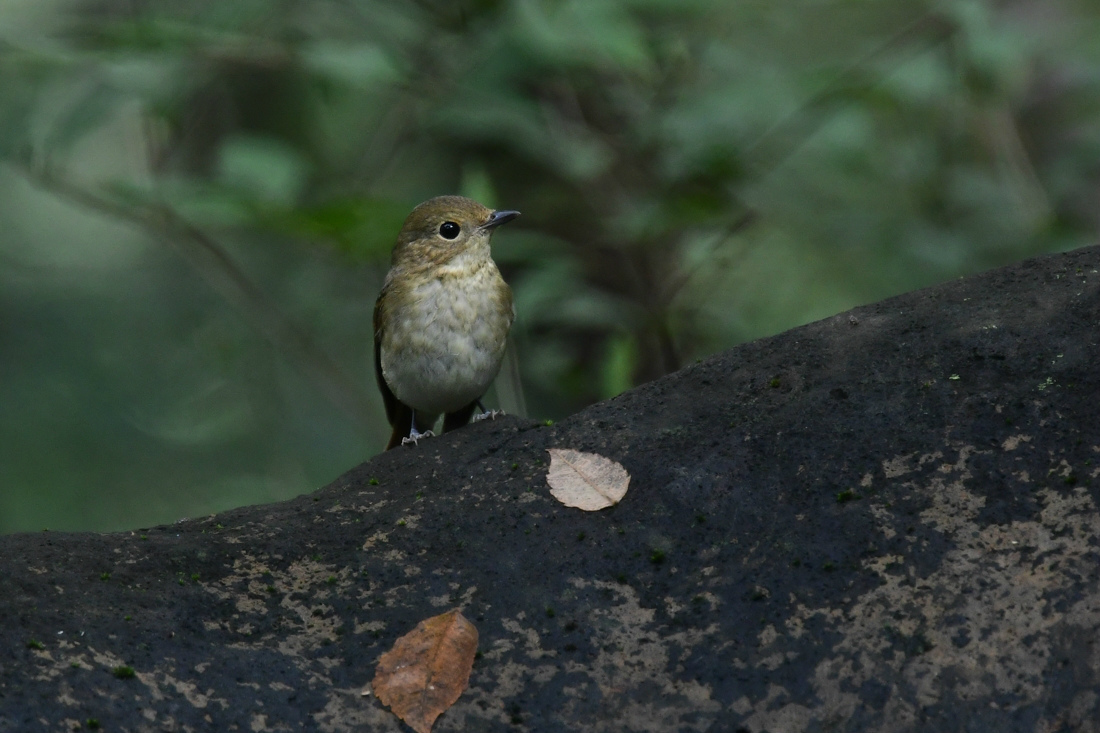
[[481, 210, 520, 230]]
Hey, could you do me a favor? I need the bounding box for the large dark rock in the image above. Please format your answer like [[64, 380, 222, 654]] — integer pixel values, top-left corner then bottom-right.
[[2, 245, 1098, 733]]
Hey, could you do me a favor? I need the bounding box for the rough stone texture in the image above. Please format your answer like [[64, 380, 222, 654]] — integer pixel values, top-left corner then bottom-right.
[[1, 245, 1098, 733]]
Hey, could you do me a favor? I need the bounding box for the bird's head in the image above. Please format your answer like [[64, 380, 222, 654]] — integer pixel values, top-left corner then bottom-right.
[[391, 195, 519, 269]]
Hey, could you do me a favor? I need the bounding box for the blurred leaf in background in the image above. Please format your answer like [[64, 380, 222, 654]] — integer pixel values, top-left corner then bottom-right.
[[1, 0, 1098, 533]]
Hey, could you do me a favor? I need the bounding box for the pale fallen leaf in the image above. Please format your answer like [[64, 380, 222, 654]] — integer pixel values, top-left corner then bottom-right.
[[370, 609, 478, 733], [546, 449, 630, 510]]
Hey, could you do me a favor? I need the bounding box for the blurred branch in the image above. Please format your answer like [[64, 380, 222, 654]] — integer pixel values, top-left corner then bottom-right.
[[987, 107, 1053, 226], [744, 11, 954, 174], [661, 210, 758, 305], [12, 157, 377, 429]]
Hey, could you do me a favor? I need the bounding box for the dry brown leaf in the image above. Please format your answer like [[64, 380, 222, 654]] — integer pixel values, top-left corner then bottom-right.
[[370, 609, 478, 733], [546, 448, 630, 510]]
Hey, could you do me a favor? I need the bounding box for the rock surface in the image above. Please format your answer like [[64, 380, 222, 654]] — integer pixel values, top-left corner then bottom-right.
[[2, 245, 1098, 733]]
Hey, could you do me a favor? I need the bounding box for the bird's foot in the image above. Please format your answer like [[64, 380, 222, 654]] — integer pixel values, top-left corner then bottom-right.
[[401, 428, 436, 446], [472, 409, 505, 423]]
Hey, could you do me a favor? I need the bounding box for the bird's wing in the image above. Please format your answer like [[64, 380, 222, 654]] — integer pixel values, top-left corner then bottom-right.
[[373, 284, 399, 427], [505, 281, 516, 326]]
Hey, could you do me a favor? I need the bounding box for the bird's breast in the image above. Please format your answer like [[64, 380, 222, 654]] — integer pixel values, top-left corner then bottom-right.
[[380, 261, 513, 415]]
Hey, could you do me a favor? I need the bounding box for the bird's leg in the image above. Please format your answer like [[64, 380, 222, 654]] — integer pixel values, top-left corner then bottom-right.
[[401, 413, 436, 446], [471, 399, 505, 422]]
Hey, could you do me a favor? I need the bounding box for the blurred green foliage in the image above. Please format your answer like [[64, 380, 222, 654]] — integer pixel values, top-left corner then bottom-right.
[[1, 0, 1098, 533]]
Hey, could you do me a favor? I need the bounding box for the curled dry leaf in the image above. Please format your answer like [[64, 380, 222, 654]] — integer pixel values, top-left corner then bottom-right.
[[370, 609, 478, 733], [546, 448, 630, 511]]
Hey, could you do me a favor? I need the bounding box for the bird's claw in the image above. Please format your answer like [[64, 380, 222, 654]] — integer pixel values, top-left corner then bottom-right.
[[401, 429, 435, 447], [472, 409, 505, 423]]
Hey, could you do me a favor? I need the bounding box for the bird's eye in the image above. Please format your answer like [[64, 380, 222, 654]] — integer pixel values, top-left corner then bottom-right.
[[439, 221, 461, 239]]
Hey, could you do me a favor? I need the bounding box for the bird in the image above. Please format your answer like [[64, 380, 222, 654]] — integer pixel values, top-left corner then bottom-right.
[[374, 195, 519, 450]]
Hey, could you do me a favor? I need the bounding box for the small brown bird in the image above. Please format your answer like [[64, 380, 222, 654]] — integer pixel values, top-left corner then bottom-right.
[[374, 195, 519, 450]]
